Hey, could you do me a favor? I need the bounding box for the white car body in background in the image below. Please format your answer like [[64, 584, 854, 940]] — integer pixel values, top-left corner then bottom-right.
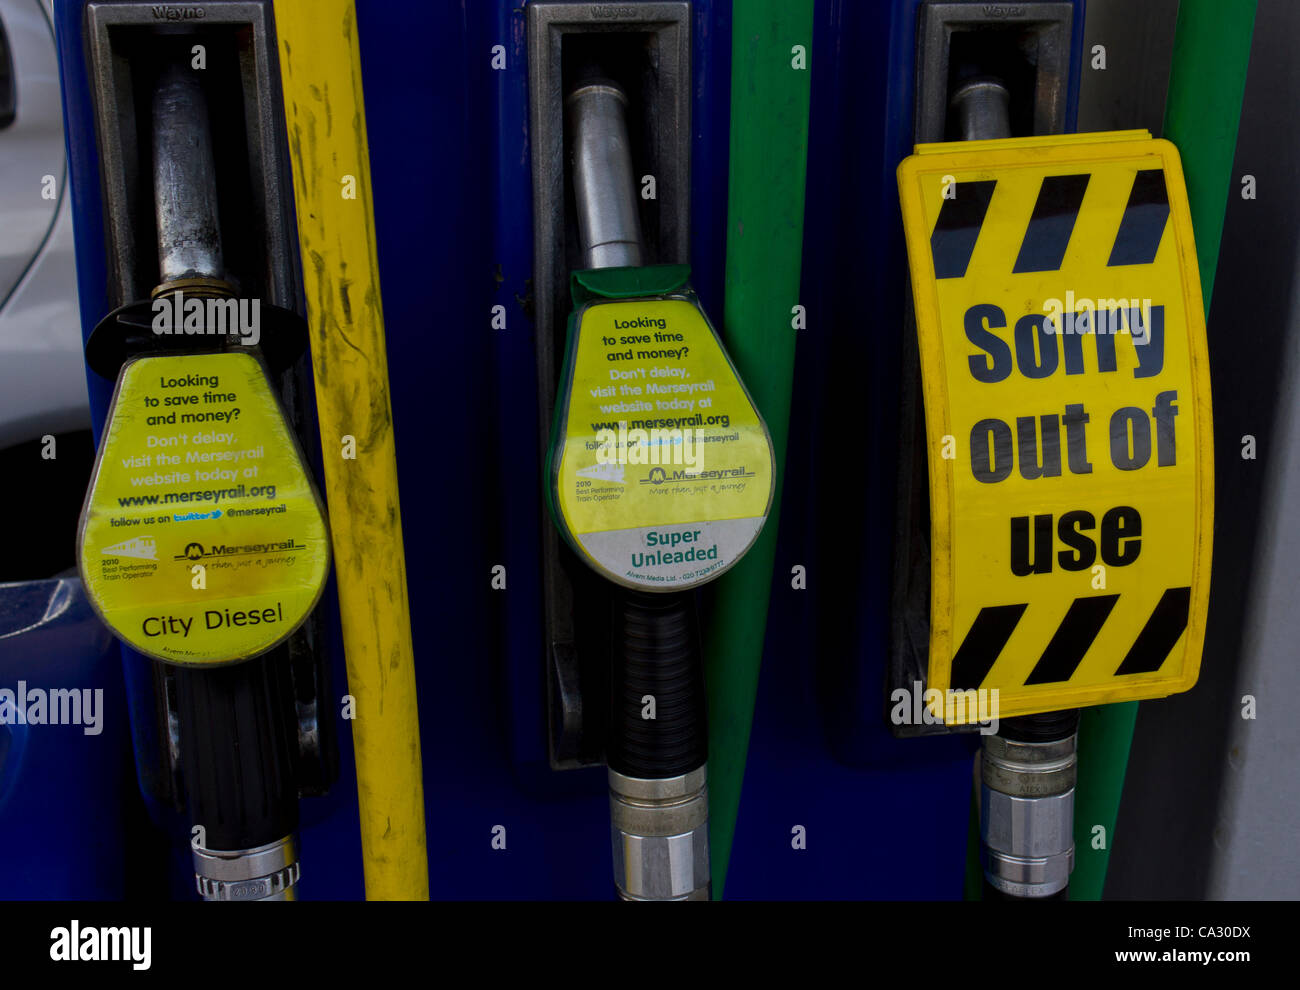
[[0, 0, 88, 451]]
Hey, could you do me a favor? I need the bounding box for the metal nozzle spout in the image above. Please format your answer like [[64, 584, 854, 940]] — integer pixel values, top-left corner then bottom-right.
[[952, 77, 1012, 142], [566, 81, 645, 270], [152, 59, 227, 289]]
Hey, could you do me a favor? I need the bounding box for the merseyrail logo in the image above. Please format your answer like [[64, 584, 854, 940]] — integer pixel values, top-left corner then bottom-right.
[[898, 130, 1213, 721]]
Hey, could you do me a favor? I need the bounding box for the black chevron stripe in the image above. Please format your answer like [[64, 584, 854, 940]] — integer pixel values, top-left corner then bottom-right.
[[1024, 594, 1120, 684], [928, 167, 1173, 280], [950, 603, 1026, 689], [1115, 586, 1191, 675], [1012, 173, 1091, 273], [930, 179, 997, 279], [1107, 168, 1170, 266]]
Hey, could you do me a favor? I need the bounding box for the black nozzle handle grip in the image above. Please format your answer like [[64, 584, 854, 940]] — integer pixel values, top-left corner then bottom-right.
[[607, 590, 708, 779], [173, 653, 299, 852]]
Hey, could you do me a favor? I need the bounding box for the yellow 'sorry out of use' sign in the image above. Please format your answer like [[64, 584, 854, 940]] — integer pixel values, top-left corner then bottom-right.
[[897, 130, 1213, 722], [78, 351, 330, 665]]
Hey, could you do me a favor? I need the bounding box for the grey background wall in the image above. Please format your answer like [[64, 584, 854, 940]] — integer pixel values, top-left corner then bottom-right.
[[1078, 0, 1300, 900]]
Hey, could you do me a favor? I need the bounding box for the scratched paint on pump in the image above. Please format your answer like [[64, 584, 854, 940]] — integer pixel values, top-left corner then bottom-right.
[[552, 298, 775, 590], [898, 131, 1213, 720], [78, 352, 330, 664]]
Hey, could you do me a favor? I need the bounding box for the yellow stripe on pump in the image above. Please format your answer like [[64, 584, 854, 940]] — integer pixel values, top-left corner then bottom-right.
[[273, 0, 429, 899]]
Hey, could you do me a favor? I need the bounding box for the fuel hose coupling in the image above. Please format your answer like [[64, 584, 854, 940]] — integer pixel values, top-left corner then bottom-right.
[[193, 835, 301, 902], [607, 590, 711, 901], [609, 768, 710, 901], [980, 709, 1079, 900]]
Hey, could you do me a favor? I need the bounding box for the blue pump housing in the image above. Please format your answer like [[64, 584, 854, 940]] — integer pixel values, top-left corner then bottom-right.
[[25, 0, 1083, 899]]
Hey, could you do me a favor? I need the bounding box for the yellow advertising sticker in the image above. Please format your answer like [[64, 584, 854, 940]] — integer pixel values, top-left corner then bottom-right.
[[78, 352, 330, 665], [897, 131, 1213, 721], [551, 297, 775, 590]]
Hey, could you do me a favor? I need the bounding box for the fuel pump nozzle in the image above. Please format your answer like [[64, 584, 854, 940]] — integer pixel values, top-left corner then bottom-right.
[[949, 77, 1079, 901], [149, 54, 300, 902], [566, 80, 710, 901]]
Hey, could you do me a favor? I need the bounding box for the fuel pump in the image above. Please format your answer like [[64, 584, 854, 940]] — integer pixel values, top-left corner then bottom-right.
[[546, 77, 775, 900], [893, 1, 1213, 901], [73, 14, 333, 900]]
